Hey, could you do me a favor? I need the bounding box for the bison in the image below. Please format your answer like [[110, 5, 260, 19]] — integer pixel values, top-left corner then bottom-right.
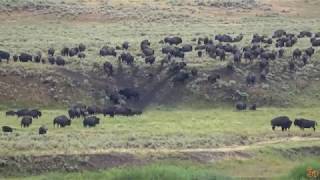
[[53, 115, 71, 128], [0, 50, 10, 62], [236, 102, 247, 111], [164, 36, 182, 45], [5, 110, 16, 116], [39, 125, 48, 135], [2, 126, 13, 133], [294, 118, 317, 131], [83, 116, 100, 127], [19, 53, 32, 62], [271, 116, 292, 131], [21, 116, 32, 128]]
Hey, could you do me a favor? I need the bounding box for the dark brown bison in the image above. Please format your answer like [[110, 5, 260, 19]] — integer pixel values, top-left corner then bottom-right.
[[235, 102, 247, 111], [53, 115, 71, 128], [19, 53, 32, 62], [48, 48, 55, 56], [100, 46, 117, 57], [2, 126, 13, 133], [83, 116, 100, 127], [164, 36, 182, 45], [0, 50, 10, 63], [21, 116, 33, 128], [271, 116, 292, 131], [39, 125, 48, 135], [294, 118, 317, 131]]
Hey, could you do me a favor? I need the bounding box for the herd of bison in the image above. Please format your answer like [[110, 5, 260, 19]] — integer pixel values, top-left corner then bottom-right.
[[0, 29, 320, 135]]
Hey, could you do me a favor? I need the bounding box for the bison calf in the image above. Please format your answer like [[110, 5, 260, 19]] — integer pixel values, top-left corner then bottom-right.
[[39, 125, 48, 135], [2, 126, 13, 133]]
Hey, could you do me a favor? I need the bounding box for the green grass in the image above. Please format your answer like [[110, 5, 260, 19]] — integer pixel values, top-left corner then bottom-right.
[[7, 163, 231, 180], [286, 160, 320, 180], [0, 107, 319, 156]]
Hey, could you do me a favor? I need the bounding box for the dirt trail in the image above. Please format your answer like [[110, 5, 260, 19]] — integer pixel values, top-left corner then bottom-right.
[[1, 136, 319, 177], [15, 136, 319, 157]]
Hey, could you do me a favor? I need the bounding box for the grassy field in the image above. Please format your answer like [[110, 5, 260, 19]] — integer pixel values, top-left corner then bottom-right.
[[5, 144, 320, 179], [0, 107, 319, 156]]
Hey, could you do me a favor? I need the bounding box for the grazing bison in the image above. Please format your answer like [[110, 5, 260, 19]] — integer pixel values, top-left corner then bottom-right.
[[28, 109, 42, 119], [119, 88, 140, 100], [55, 56, 66, 66], [142, 47, 154, 57], [19, 53, 32, 62], [48, 55, 55, 65], [236, 102, 247, 111], [164, 36, 182, 45], [16, 109, 30, 117], [83, 116, 100, 127], [68, 108, 82, 119], [103, 61, 113, 76], [21, 116, 32, 128], [0, 50, 10, 62], [305, 47, 315, 57], [39, 125, 48, 135], [2, 126, 13, 133], [100, 46, 117, 57], [293, 48, 302, 59], [119, 52, 134, 65], [145, 55, 156, 65], [87, 105, 101, 115], [53, 115, 71, 128], [294, 118, 317, 131], [180, 44, 193, 52], [68, 47, 79, 57], [273, 29, 286, 38], [311, 38, 320, 47], [271, 116, 292, 131], [5, 110, 16, 116]]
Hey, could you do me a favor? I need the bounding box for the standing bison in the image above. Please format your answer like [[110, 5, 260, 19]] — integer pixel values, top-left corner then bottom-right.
[[21, 116, 33, 128], [235, 102, 247, 111], [294, 118, 317, 131], [53, 115, 71, 128], [271, 116, 292, 131], [39, 125, 48, 135], [164, 36, 182, 45], [0, 50, 10, 62], [83, 116, 100, 127]]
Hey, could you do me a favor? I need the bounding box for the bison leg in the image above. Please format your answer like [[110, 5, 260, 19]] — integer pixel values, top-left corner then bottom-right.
[[272, 126, 275, 131], [281, 127, 284, 131]]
